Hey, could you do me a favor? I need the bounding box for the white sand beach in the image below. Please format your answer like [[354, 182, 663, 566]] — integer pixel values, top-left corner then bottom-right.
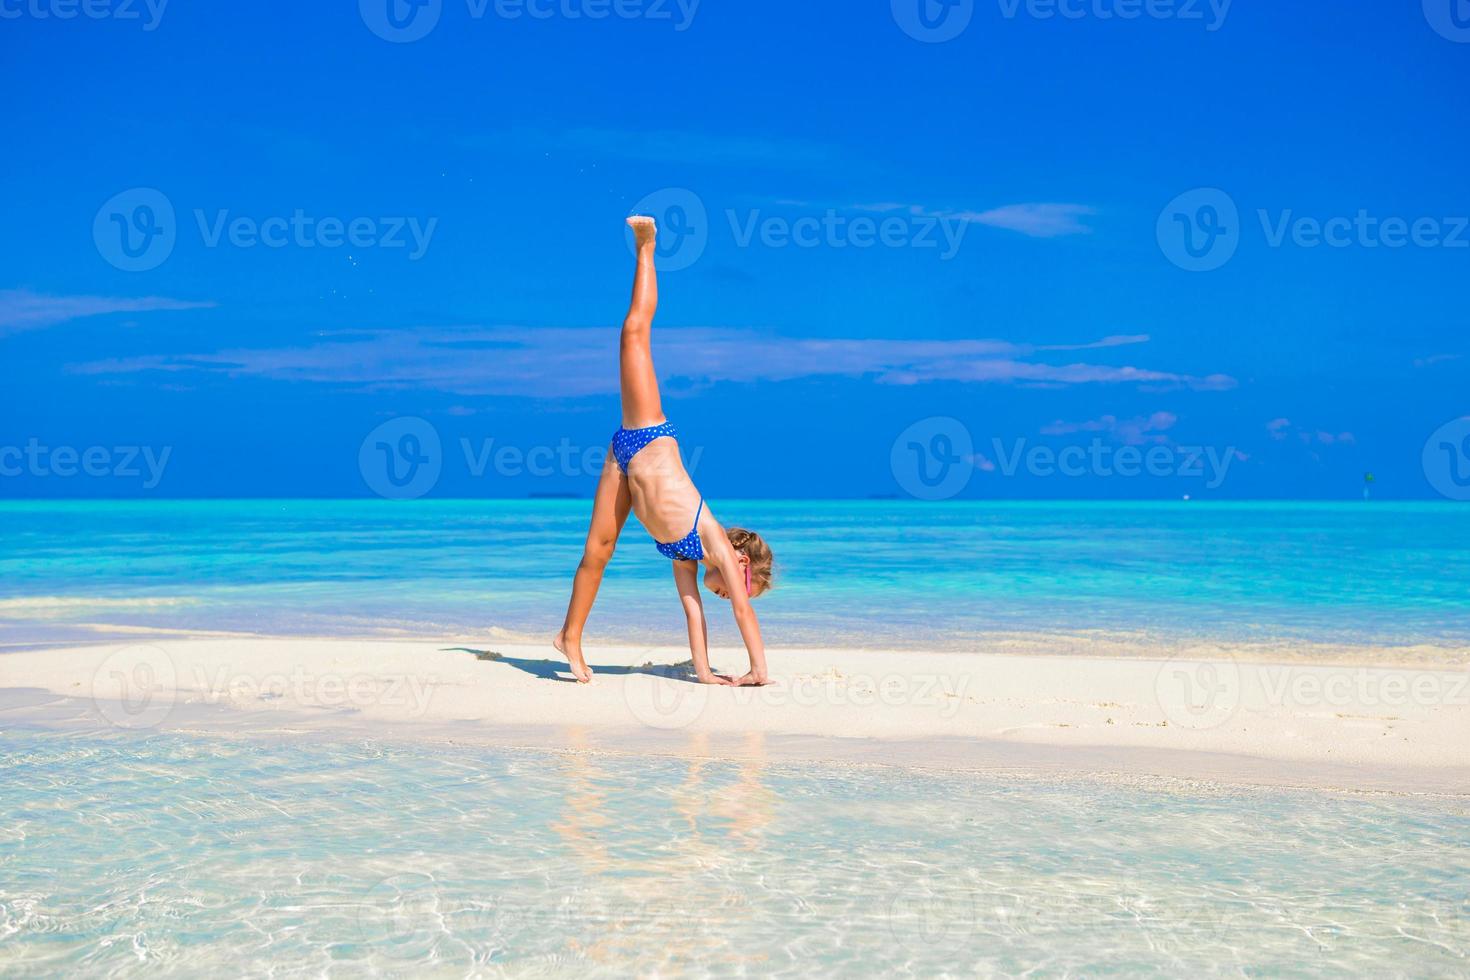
[[4, 636, 1467, 794]]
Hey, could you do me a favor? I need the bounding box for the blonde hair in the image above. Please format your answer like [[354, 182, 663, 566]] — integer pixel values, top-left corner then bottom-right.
[[726, 527, 774, 596]]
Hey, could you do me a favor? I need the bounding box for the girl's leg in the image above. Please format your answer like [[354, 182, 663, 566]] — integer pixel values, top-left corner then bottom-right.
[[553, 446, 632, 682], [620, 216, 663, 429]]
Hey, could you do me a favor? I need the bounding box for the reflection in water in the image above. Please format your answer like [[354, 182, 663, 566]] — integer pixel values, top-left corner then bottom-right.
[[3, 729, 1467, 975], [552, 729, 774, 972]]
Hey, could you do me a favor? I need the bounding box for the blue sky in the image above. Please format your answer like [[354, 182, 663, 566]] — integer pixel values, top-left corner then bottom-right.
[[3, 0, 1468, 499]]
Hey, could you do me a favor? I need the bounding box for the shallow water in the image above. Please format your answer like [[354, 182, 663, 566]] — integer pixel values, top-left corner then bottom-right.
[[2, 500, 1469, 653], [1, 727, 1466, 976]]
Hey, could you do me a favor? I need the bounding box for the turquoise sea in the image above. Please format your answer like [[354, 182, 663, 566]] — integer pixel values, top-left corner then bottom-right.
[[1, 728, 1467, 976], [4, 500, 1469, 975], [2, 500, 1468, 651]]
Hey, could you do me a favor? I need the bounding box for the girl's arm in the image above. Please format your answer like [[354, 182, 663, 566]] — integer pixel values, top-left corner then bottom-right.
[[705, 534, 769, 686], [673, 560, 729, 685]]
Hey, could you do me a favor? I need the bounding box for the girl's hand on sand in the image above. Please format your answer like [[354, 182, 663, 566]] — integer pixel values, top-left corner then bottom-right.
[[732, 672, 769, 687]]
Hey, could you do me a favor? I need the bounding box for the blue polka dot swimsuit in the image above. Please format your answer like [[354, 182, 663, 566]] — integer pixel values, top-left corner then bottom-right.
[[655, 499, 705, 561], [611, 421, 706, 561], [611, 421, 678, 473]]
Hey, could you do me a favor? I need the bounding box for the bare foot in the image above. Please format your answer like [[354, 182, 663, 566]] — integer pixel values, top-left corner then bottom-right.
[[626, 215, 657, 249], [552, 631, 593, 684]]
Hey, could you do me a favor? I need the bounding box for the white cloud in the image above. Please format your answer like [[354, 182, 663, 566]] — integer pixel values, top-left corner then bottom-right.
[[855, 202, 1098, 238], [0, 289, 216, 336], [952, 203, 1098, 238], [1041, 411, 1180, 446], [1039, 334, 1150, 351], [71, 325, 1237, 397], [1266, 418, 1355, 446]]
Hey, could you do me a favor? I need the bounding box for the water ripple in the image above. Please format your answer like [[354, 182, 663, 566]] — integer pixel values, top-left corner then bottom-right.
[[0, 729, 1465, 975]]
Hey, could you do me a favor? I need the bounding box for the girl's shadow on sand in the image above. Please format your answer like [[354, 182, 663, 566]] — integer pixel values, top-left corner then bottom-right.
[[441, 648, 704, 685]]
